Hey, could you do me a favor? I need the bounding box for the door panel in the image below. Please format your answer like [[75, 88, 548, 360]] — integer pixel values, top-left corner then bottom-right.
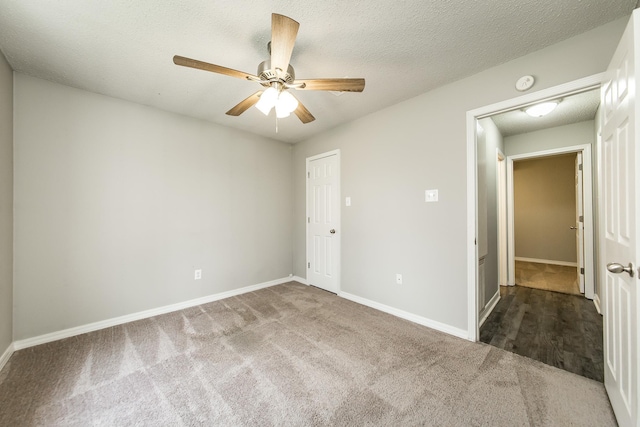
[[601, 11, 638, 426], [307, 153, 339, 293]]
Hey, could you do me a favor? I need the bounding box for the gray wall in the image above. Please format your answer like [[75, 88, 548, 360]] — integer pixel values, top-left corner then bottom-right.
[[477, 118, 504, 307], [292, 18, 626, 331], [0, 51, 13, 354], [514, 154, 578, 263], [504, 120, 596, 156], [13, 75, 293, 340]]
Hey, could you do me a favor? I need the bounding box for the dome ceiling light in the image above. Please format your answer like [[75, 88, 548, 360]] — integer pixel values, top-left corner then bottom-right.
[[525, 101, 559, 117]]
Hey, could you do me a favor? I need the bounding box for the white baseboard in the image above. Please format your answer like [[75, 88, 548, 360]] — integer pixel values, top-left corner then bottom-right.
[[292, 275, 308, 285], [0, 342, 14, 372], [339, 291, 468, 340], [593, 293, 602, 315], [13, 276, 293, 351], [479, 290, 501, 327], [515, 257, 577, 267]]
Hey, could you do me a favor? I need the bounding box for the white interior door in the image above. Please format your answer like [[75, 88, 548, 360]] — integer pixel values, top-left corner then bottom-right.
[[601, 11, 638, 427], [575, 152, 585, 294], [306, 151, 340, 293]]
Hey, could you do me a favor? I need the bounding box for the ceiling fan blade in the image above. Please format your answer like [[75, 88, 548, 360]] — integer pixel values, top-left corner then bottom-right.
[[226, 91, 264, 116], [173, 55, 257, 81], [292, 97, 315, 124], [270, 14, 299, 74], [293, 78, 365, 92]]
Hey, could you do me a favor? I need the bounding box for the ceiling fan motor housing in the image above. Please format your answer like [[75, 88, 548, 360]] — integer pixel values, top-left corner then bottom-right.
[[257, 60, 295, 86]]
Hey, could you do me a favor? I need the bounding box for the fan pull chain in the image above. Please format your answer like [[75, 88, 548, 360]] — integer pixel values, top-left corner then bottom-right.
[[275, 116, 279, 133]]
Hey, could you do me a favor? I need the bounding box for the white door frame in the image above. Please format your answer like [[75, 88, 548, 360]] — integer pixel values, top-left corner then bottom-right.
[[466, 73, 604, 341], [497, 149, 508, 287], [506, 144, 595, 300], [305, 149, 341, 293], [576, 151, 586, 294]]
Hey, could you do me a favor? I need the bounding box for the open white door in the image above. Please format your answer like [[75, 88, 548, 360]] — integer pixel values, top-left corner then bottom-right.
[[601, 11, 639, 427], [306, 151, 340, 294], [575, 152, 585, 294]]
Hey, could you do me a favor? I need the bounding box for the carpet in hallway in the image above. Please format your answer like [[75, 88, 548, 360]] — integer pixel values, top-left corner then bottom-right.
[[515, 261, 581, 295]]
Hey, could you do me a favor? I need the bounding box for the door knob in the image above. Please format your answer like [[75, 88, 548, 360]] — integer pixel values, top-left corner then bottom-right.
[[607, 262, 634, 277], [330, 229, 336, 234]]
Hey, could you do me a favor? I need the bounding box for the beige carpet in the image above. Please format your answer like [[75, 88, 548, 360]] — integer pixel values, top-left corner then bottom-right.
[[0, 282, 615, 426], [515, 261, 581, 295]]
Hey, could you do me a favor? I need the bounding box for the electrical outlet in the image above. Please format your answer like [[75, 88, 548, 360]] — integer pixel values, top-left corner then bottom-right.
[[194, 269, 202, 280], [396, 273, 403, 285]]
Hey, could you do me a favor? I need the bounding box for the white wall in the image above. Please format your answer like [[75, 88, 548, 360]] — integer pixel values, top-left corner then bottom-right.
[[292, 17, 627, 332], [0, 51, 13, 354], [13, 75, 293, 340]]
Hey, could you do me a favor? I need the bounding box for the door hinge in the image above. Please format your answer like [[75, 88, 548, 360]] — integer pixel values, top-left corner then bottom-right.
[[580, 267, 585, 275], [578, 163, 583, 171], [307, 171, 310, 178], [308, 262, 310, 268], [307, 217, 310, 223], [579, 215, 584, 222]]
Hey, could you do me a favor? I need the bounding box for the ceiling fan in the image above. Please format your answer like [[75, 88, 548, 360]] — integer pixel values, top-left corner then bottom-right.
[[173, 13, 365, 124]]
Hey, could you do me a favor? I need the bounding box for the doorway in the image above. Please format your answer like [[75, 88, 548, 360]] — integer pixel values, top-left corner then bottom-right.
[[475, 100, 597, 333], [471, 87, 602, 382], [466, 73, 604, 340], [509, 148, 593, 297], [513, 153, 580, 295]]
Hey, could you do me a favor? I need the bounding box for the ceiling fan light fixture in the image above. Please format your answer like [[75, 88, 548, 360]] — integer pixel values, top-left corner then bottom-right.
[[274, 92, 298, 118], [255, 87, 279, 115], [525, 101, 558, 117], [279, 90, 298, 113], [255, 86, 298, 118], [275, 102, 291, 118]]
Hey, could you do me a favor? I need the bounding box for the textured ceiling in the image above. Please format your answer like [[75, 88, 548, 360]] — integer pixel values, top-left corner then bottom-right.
[[0, 1, 635, 143], [491, 88, 601, 137]]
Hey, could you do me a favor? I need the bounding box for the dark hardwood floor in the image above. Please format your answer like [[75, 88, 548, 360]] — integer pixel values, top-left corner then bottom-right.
[[480, 285, 604, 382]]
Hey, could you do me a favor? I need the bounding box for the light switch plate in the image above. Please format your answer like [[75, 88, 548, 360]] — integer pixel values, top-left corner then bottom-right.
[[425, 189, 438, 202], [345, 197, 351, 206]]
